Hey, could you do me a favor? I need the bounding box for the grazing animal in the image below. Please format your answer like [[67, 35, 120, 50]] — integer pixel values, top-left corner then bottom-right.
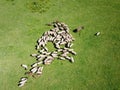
[[18, 77, 28, 87], [20, 77, 28, 81], [18, 83, 25, 87], [31, 63, 38, 67], [73, 26, 84, 33], [30, 67, 38, 73], [19, 21, 77, 87], [95, 32, 101, 36], [21, 64, 28, 70], [31, 54, 38, 57]]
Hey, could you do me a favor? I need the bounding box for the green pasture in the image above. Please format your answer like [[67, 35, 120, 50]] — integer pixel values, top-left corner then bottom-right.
[[0, 0, 120, 90]]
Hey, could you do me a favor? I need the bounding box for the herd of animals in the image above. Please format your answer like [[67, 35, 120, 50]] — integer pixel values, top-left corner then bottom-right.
[[18, 21, 101, 87], [18, 21, 77, 87]]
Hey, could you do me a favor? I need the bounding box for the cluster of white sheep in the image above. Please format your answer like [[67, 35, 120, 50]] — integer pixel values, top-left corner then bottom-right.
[[18, 21, 76, 87], [31, 21, 76, 64], [18, 77, 28, 87]]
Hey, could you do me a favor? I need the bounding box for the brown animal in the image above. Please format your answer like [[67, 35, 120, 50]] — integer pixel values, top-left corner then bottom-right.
[[73, 26, 84, 33]]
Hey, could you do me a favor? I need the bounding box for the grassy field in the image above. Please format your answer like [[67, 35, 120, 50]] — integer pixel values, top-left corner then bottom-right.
[[0, 0, 120, 90]]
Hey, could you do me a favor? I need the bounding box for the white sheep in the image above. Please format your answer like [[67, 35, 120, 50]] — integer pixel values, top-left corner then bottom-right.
[[19, 79, 27, 84], [18, 83, 25, 87], [31, 63, 38, 67], [31, 53, 38, 57], [59, 56, 66, 60], [21, 64, 28, 70], [21, 77, 27, 81], [70, 57, 74, 63], [37, 61, 43, 65], [30, 67, 38, 73], [96, 32, 101, 36]]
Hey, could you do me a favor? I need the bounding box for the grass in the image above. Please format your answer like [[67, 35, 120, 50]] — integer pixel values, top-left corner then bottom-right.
[[0, 0, 120, 90]]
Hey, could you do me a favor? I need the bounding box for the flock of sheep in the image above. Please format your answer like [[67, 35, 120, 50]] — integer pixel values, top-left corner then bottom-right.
[[18, 21, 76, 87]]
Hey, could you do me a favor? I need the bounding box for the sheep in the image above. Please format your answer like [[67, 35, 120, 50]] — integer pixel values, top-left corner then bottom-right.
[[36, 45, 40, 50], [57, 48, 63, 52], [43, 46, 48, 52], [21, 64, 28, 70], [36, 54, 46, 58], [66, 42, 71, 48], [19, 79, 27, 84], [66, 43, 73, 48], [54, 27, 59, 32], [37, 38, 42, 43], [48, 37, 54, 42], [50, 51, 58, 58], [31, 62, 38, 67], [37, 61, 43, 65], [39, 49, 45, 54], [70, 57, 74, 63], [25, 71, 35, 78], [20, 77, 28, 81], [18, 83, 25, 87], [31, 53, 38, 57], [56, 22, 61, 27], [36, 71, 42, 75], [30, 67, 38, 73], [68, 49, 76, 55], [59, 56, 66, 60], [37, 57, 45, 61], [44, 56, 54, 65], [53, 23, 58, 28], [73, 26, 84, 33], [55, 43, 60, 49], [59, 27, 64, 30], [37, 66, 43, 72], [95, 32, 100, 36], [40, 51, 50, 55], [65, 56, 71, 60], [18, 78, 27, 87], [61, 52, 69, 57]]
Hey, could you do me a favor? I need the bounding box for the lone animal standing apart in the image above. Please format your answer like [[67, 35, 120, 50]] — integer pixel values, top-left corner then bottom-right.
[[73, 26, 84, 33]]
